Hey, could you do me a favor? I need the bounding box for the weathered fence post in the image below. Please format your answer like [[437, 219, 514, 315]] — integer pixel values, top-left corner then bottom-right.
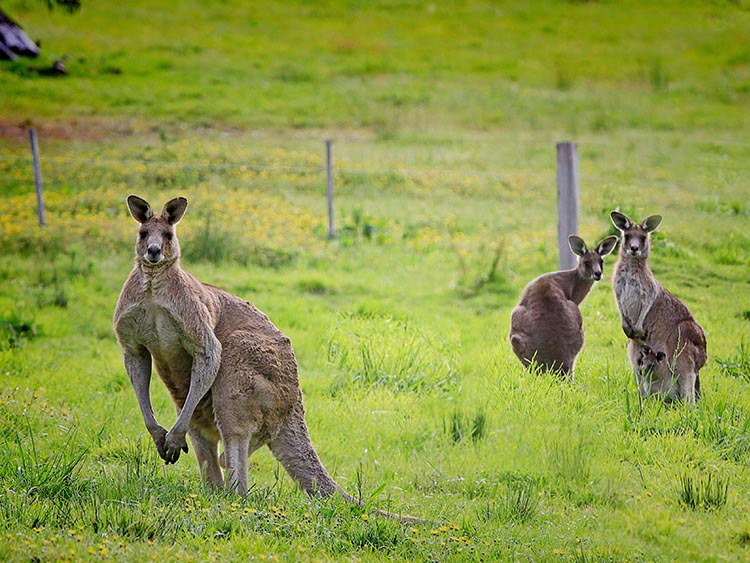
[[556, 141, 579, 270], [29, 127, 46, 226], [325, 139, 336, 238]]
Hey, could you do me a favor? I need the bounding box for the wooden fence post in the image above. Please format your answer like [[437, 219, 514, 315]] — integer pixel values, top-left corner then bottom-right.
[[29, 127, 46, 226], [325, 139, 336, 238], [556, 141, 579, 270]]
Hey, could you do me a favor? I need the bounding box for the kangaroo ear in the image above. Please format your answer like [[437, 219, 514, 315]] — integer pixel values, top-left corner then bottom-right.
[[127, 195, 153, 224], [162, 197, 188, 225], [610, 211, 631, 231], [596, 235, 618, 257], [568, 235, 587, 257], [642, 215, 662, 232]]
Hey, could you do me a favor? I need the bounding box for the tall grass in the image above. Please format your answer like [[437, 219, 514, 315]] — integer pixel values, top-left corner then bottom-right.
[[326, 313, 458, 394], [677, 473, 729, 512]]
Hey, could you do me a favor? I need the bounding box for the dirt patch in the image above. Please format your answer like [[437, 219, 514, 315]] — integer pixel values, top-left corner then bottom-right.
[[0, 116, 378, 144], [0, 117, 137, 142]]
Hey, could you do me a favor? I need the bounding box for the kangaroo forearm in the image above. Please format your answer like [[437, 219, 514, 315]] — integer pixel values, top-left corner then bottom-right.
[[170, 348, 221, 435], [635, 307, 650, 334], [123, 352, 160, 430]]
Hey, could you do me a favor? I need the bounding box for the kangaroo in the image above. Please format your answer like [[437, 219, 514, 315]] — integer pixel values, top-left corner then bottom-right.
[[610, 211, 706, 402], [633, 345, 669, 398], [509, 234, 618, 379], [113, 195, 422, 523]]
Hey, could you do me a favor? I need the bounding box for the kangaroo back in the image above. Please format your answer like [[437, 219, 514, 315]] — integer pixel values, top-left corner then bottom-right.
[[508, 234, 617, 378]]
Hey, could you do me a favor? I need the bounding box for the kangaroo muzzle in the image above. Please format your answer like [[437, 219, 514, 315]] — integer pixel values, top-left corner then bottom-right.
[[145, 243, 163, 263]]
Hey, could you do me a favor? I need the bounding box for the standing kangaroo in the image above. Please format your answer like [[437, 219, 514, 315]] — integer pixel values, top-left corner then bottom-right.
[[610, 211, 706, 402], [113, 195, 420, 522], [509, 234, 618, 379]]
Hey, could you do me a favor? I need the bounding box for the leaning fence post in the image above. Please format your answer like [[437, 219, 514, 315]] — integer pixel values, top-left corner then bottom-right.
[[29, 127, 46, 226], [556, 141, 579, 270], [325, 139, 336, 238]]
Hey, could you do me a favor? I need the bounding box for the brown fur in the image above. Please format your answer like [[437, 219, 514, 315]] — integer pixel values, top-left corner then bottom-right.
[[113, 195, 422, 523], [509, 234, 618, 379], [611, 211, 706, 403]]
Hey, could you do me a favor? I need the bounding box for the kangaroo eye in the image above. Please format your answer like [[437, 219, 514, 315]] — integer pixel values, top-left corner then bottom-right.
[[163, 232, 173, 241], [139, 230, 148, 239]]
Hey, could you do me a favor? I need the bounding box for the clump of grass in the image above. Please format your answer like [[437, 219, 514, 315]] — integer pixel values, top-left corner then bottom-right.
[[548, 435, 591, 486], [183, 212, 296, 268], [326, 313, 458, 394], [444, 407, 487, 444], [337, 207, 391, 246], [502, 478, 539, 523], [716, 341, 750, 382], [475, 476, 540, 524], [182, 212, 235, 264], [547, 433, 594, 505], [677, 472, 729, 511], [648, 58, 669, 92], [452, 238, 510, 296], [343, 517, 406, 550], [0, 313, 38, 350], [296, 277, 336, 295], [2, 423, 90, 501]]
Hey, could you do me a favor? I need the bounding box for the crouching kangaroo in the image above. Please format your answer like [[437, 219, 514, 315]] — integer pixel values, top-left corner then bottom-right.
[[509, 234, 618, 379], [113, 195, 421, 523], [610, 211, 706, 402]]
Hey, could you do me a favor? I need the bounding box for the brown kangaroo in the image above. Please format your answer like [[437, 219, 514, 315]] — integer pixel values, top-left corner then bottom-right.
[[113, 195, 421, 523], [509, 234, 618, 379], [610, 211, 706, 402]]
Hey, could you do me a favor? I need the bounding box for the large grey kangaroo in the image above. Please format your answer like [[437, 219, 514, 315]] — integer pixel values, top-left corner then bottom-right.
[[113, 195, 421, 522], [509, 234, 618, 379], [610, 211, 706, 402]]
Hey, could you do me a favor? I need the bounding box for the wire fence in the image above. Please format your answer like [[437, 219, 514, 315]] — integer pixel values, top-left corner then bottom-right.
[[2, 129, 748, 244], [1, 129, 748, 283]]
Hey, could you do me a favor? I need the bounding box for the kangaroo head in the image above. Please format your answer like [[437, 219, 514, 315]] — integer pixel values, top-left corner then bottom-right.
[[610, 211, 661, 259], [126, 195, 188, 266], [568, 235, 618, 281], [637, 346, 666, 375]]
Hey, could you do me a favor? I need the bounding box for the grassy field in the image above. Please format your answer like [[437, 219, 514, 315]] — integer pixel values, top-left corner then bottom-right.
[[2, 1, 750, 561]]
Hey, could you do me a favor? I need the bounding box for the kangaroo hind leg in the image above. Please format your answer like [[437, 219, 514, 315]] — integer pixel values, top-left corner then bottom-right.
[[216, 408, 267, 496], [674, 348, 699, 404], [188, 426, 222, 489]]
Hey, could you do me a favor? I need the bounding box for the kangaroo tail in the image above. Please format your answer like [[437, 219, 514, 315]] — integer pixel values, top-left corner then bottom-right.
[[269, 406, 426, 525], [338, 490, 427, 525], [509, 333, 532, 366], [509, 333, 524, 354]]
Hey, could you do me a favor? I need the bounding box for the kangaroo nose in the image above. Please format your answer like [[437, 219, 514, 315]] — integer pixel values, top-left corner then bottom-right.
[[593, 271, 602, 281], [147, 244, 162, 260], [629, 244, 639, 253]]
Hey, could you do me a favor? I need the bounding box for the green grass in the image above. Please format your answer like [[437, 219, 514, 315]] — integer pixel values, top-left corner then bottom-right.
[[2, 0, 750, 561]]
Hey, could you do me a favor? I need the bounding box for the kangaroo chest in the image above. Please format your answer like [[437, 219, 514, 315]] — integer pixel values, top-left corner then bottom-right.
[[126, 302, 195, 396], [613, 262, 657, 328]]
